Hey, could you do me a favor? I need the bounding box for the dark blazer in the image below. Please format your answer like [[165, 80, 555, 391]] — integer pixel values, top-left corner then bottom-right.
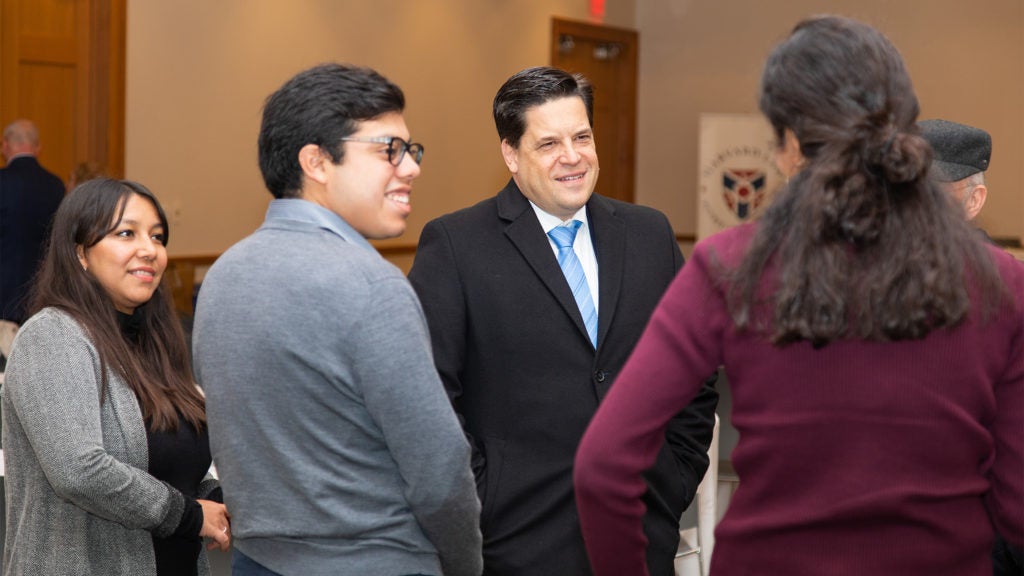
[[409, 179, 718, 576], [0, 156, 65, 323]]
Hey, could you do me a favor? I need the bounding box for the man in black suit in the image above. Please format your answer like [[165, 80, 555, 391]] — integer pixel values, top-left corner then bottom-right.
[[409, 66, 718, 575], [0, 119, 65, 323]]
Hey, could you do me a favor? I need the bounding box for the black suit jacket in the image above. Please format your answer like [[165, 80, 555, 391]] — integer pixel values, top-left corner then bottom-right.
[[409, 179, 718, 576], [0, 156, 65, 323]]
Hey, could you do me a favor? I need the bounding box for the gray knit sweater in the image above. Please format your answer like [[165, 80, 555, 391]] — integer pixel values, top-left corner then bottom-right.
[[2, 307, 218, 575], [193, 199, 482, 576]]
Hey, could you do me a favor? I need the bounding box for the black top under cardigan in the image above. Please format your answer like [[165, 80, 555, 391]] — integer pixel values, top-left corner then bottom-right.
[[118, 311, 218, 575]]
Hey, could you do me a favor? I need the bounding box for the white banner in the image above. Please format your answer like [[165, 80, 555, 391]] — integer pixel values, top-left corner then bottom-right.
[[697, 113, 786, 241]]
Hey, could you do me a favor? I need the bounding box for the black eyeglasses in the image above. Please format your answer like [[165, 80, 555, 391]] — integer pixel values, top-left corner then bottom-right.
[[340, 136, 425, 166]]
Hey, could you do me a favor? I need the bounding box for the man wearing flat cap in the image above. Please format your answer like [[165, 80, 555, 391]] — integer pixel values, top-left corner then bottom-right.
[[920, 117, 1022, 576], [918, 119, 990, 221]]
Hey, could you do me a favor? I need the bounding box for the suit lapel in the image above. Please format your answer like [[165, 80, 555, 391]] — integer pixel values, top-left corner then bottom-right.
[[497, 179, 593, 346], [588, 195, 625, 352]]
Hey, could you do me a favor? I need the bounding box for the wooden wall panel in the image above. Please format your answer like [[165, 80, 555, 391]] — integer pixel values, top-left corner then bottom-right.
[[17, 62, 76, 180], [0, 0, 124, 182]]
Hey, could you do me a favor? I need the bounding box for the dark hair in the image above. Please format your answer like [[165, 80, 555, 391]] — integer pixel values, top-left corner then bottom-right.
[[728, 15, 1004, 345], [258, 63, 406, 198], [29, 178, 206, 431], [493, 66, 594, 148]]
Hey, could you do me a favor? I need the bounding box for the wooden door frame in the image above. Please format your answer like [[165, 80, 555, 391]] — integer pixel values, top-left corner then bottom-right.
[[551, 18, 638, 204], [85, 0, 126, 178], [89, 0, 127, 178], [0, 0, 124, 177]]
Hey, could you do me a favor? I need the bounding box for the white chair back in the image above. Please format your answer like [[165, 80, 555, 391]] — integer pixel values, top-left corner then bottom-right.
[[0, 320, 17, 360], [675, 413, 720, 576]]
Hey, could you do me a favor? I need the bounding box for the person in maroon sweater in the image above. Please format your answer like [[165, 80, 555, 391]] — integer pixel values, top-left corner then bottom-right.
[[574, 15, 1024, 576]]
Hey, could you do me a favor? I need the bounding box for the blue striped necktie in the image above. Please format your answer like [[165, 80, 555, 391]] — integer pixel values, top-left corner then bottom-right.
[[548, 220, 598, 348]]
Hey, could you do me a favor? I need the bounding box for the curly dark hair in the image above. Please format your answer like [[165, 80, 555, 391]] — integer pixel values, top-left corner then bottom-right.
[[258, 63, 405, 199], [728, 15, 1004, 346]]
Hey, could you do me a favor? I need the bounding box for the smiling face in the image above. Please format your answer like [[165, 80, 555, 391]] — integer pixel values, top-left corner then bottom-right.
[[304, 112, 421, 240], [77, 193, 168, 314], [502, 96, 599, 220]]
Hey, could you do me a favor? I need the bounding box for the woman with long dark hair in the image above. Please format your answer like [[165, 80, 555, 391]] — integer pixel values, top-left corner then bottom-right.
[[574, 15, 1023, 575], [2, 178, 231, 575]]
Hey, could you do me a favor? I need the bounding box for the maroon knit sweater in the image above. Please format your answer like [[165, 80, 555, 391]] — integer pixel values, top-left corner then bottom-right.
[[575, 224, 1024, 576]]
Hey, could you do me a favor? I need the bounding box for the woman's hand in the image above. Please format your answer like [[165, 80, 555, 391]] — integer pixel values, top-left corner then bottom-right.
[[198, 499, 231, 551]]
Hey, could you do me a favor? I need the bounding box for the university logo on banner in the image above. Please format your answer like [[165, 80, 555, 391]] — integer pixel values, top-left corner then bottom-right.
[[722, 169, 767, 219], [697, 114, 786, 240]]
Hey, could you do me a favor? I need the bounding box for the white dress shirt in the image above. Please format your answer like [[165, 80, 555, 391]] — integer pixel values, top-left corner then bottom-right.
[[530, 202, 599, 310]]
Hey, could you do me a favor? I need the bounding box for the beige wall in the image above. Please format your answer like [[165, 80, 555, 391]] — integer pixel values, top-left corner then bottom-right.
[[128, 1, 1024, 258], [637, 0, 1024, 242], [126, 0, 635, 256]]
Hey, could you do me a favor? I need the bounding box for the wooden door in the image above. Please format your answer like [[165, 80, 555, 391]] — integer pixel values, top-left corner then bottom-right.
[[551, 18, 638, 204], [0, 0, 125, 181]]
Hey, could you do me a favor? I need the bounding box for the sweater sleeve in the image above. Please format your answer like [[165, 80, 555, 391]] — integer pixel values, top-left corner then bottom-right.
[[4, 309, 186, 536], [170, 497, 204, 539], [197, 472, 222, 502], [985, 255, 1024, 549], [659, 214, 720, 505], [574, 241, 731, 576], [349, 277, 483, 576]]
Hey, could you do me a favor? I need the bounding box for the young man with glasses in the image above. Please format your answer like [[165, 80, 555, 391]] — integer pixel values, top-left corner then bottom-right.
[[193, 63, 482, 576]]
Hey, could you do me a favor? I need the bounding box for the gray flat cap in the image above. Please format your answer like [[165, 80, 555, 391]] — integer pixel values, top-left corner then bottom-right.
[[918, 119, 991, 182]]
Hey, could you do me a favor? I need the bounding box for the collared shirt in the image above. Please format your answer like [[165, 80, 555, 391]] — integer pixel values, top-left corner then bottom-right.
[[265, 198, 378, 255], [531, 202, 599, 310]]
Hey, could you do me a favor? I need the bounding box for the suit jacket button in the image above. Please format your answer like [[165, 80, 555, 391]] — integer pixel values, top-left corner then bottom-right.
[[594, 370, 607, 383]]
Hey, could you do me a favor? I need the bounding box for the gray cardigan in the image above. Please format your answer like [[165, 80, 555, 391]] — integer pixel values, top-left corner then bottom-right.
[[2, 307, 217, 576]]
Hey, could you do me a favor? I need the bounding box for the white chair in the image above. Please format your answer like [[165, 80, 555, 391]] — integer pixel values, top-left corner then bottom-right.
[[716, 458, 739, 524], [0, 320, 16, 360], [675, 413, 719, 576], [0, 319, 18, 386]]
